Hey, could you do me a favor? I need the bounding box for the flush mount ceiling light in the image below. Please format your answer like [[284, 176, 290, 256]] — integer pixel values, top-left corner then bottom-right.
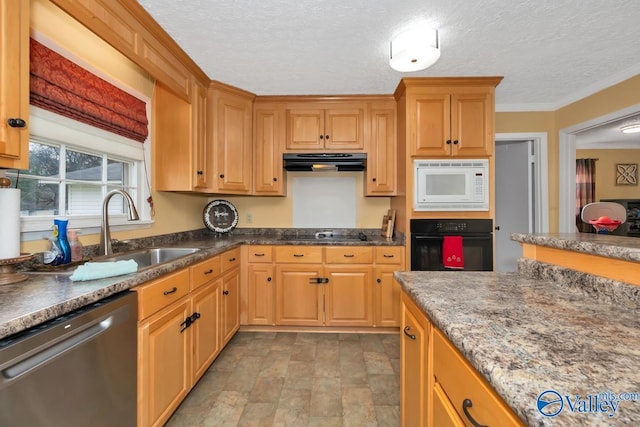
[[389, 26, 440, 72]]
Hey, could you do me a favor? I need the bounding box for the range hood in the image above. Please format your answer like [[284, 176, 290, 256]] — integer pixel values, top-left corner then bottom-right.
[[283, 153, 367, 171]]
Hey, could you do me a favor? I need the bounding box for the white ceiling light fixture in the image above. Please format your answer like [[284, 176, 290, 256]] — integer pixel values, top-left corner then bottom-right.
[[389, 26, 440, 72]]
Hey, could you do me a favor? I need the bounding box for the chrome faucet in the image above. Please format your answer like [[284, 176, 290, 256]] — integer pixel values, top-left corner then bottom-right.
[[100, 190, 140, 256]]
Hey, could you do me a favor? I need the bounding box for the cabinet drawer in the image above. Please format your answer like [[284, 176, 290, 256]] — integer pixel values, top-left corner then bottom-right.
[[275, 246, 323, 263], [221, 247, 241, 272], [191, 255, 221, 290], [246, 245, 273, 263], [325, 246, 373, 264], [375, 246, 404, 265], [135, 269, 190, 320], [433, 329, 522, 427]]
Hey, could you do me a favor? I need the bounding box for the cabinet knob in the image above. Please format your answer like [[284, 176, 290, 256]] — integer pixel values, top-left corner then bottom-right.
[[453, 140, 459, 145], [325, 134, 329, 140], [223, 289, 229, 295], [197, 170, 203, 175], [267, 277, 272, 282], [219, 174, 225, 178], [7, 118, 27, 128], [372, 178, 377, 182], [376, 278, 382, 284], [273, 177, 278, 182], [446, 139, 452, 145], [319, 135, 324, 140]]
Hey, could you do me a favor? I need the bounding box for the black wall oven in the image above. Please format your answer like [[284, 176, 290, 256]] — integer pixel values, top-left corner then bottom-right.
[[410, 219, 493, 271]]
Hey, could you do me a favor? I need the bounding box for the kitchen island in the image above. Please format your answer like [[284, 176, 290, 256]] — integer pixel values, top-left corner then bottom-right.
[[395, 232, 640, 426]]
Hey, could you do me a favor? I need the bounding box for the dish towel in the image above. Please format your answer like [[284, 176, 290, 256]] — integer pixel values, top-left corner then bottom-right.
[[70, 260, 138, 282], [442, 236, 464, 269]]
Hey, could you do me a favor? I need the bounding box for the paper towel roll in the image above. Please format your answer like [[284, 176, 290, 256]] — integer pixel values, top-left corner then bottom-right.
[[0, 188, 20, 259]]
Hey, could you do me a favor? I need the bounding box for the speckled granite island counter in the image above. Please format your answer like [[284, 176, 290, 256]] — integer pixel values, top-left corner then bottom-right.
[[395, 232, 640, 426], [0, 228, 403, 340]]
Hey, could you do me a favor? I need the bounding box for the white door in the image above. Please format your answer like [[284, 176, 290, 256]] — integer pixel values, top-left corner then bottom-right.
[[495, 140, 532, 272]]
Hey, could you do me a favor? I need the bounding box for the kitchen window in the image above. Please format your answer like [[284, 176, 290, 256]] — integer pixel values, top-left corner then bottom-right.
[[6, 107, 152, 240]]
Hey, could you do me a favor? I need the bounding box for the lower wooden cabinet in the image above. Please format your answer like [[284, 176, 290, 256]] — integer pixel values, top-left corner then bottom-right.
[[374, 265, 401, 327], [400, 288, 525, 427], [401, 292, 429, 427], [136, 248, 241, 427], [275, 264, 324, 326], [324, 265, 373, 327]]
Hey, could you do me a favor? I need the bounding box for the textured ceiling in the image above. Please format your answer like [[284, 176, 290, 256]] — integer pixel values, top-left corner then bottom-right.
[[137, 0, 640, 114]]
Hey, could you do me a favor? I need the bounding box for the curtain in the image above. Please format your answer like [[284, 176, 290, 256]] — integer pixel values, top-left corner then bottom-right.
[[576, 158, 597, 232], [29, 39, 148, 143]]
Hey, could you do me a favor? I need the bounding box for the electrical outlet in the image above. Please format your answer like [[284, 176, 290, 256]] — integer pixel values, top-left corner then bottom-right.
[[246, 213, 253, 224]]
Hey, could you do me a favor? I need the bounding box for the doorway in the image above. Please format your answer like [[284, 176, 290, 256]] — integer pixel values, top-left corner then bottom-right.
[[494, 133, 549, 272]]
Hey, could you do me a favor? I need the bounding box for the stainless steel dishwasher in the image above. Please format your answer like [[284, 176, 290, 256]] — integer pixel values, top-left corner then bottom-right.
[[0, 291, 137, 427]]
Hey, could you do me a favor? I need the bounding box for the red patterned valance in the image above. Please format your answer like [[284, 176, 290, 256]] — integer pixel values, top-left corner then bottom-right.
[[30, 39, 148, 143]]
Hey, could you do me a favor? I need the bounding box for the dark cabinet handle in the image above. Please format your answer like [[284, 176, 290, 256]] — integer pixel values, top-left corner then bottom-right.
[[180, 312, 201, 332], [325, 134, 329, 140], [223, 289, 229, 295], [219, 174, 225, 178], [309, 277, 329, 284], [343, 254, 354, 258], [191, 312, 201, 322], [197, 170, 203, 175], [446, 139, 452, 145], [376, 278, 382, 284], [403, 326, 416, 340], [453, 140, 459, 145], [495, 226, 501, 231], [293, 254, 304, 257], [273, 177, 278, 182], [383, 254, 395, 258], [372, 178, 377, 182], [163, 287, 178, 296], [204, 269, 214, 275], [229, 257, 237, 262], [7, 118, 26, 128], [462, 399, 488, 427], [267, 277, 272, 282], [319, 135, 324, 140], [254, 253, 265, 257]]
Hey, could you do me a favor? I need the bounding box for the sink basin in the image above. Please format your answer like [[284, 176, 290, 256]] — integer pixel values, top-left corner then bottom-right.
[[93, 247, 202, 270], [28, 247, 202, 275]]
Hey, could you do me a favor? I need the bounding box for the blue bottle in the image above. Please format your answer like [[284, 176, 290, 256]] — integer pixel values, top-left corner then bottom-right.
[[53, 218, 72, 264]]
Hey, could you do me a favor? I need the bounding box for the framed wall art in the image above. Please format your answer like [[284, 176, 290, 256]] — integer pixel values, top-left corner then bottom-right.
[[615, 163, 638, 186]]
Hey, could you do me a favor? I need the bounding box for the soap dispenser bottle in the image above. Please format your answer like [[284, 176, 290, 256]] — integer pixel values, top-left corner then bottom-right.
[[67, 229, 83, 262], [53, 218, 72, 264]]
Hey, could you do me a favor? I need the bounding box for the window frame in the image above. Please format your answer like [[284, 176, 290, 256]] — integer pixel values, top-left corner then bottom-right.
[[17, 107, 153, 241]]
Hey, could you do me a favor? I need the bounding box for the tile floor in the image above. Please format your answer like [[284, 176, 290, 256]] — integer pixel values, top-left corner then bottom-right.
[[165, 331, 401, 427]]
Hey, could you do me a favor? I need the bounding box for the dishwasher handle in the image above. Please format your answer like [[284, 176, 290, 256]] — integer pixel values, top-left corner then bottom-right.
[[3, 314, 118, 380]]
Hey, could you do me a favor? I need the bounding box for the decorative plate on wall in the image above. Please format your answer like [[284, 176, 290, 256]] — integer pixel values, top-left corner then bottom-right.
[[203, 200, 239, 233]]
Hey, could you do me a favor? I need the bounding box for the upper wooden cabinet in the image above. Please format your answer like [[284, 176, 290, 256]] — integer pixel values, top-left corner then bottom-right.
[[366, 103, 397, 195], [253, 102, 286, 195], [209, 82, 254, 194], [286, 103, 365, 151], [397, 78, 502, 158], [0, 0, 29, 169], [192, 81, 211, 191]]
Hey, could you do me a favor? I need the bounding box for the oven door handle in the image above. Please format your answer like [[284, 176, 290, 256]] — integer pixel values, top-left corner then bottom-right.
[[413, 235, 491, 240]]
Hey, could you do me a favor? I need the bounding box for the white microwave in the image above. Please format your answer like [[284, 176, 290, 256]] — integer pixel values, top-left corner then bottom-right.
[[414, 159, 489, 211]]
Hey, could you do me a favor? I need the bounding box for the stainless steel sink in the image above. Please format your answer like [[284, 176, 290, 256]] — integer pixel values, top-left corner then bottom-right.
[[28, 247, 202, 275], [93, 247, 202, 269]]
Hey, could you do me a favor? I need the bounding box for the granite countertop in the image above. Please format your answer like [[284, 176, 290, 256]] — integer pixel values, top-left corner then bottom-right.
[[511, 232, 640, 262], [0, 230, 403, 341], [395, 270, 640, 426]]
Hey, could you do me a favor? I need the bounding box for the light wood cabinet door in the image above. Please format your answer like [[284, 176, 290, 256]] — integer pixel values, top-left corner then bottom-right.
[[286, 104, 364, 151], [221, 267, 240, 345], [374, 266, 401, 327], [191, 281, 221, 383], [138, 298, 191, 427], [412, 88, 493, 157], [211, 85, 253, 193], [275, 264, 324, 326], [153, 83, 194, 191], [324, 265, 373, 327], [193, 81, 211, 190], [254, 103, 286, 195], [401, 294, 428, 427], [0, 0, 29, 169], [247, 263, 275, 325], [450, 91, 493, 157], [366, 107, 396, 195]]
